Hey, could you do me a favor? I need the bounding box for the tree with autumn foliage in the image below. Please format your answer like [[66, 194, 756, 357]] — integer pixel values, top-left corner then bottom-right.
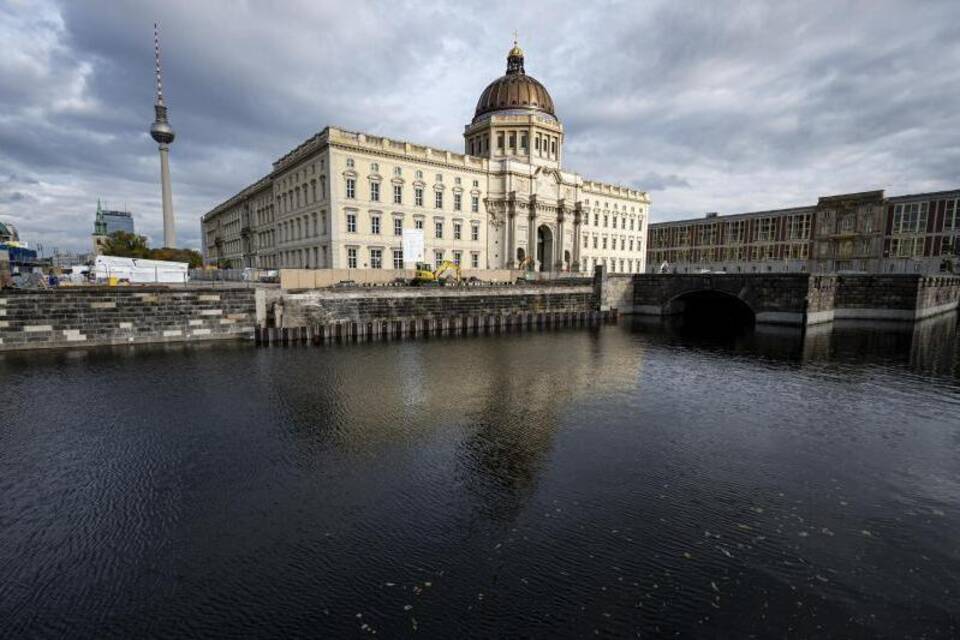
[[100, 231, 202, 267]]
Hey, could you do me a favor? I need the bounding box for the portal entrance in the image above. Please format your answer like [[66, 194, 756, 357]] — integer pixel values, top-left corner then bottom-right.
[[536, 225, 553, 272]]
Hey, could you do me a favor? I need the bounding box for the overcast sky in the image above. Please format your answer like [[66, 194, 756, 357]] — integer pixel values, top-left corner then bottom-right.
[[1, 0, 958, 254]]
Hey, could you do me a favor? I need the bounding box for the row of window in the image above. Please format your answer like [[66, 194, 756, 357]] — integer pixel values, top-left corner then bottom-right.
[[345, 247, 481, 270], [345, 177, 481, 212], [345, 212, 480, 240], [346, 158, 481, 186], [584, 213, 643, 231], [583, 199, 644, 214], [651, 215, 814, 248], [650, 243, 812, 264], [582, 234, 644, 253], [578, 257, 644, 274], [277, 177, 326, 215]]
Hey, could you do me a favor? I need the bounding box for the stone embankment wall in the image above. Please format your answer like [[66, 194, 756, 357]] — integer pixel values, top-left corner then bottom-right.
[[0, 287, 255, 351], [269, 285, 594, 328], [833, 275, 960, 320]]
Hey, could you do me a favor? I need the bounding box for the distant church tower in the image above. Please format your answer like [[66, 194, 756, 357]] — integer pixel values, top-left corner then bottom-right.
[[92, 198, 108, 254], [149, 23, 177, 248]]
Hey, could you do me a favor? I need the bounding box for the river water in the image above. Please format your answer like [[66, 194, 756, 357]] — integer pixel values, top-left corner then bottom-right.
[[2, 316, 959, 638]]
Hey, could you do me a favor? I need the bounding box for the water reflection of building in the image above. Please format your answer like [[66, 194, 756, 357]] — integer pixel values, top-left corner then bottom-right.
[[259, 331, 645, 519]]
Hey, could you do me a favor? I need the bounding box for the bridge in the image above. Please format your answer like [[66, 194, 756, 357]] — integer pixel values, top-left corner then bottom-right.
[[600, 272, 960, 327]]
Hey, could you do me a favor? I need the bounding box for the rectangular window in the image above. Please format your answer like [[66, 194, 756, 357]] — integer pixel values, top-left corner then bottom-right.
[[471, 196, 479, 213], [394, 217, 403, 236], [454, 193, 462, 211], [454, 222, 462, 240], [435, 191, 443, 209], [584, 235, 588, 248], [435, 221, 443, 239], [371, 215, 380, 235], [471, 253, 479, 268], [393, 249, 404, 269], [346, 178, 355, 199], [593, 236, 598, 249], [370, 182, 380, 202], [415, 218, 424, 230], [509, 132, 516, 150], [415, 188, 423, 207], [434, 249, 444, 268], [602, 237, 607, 249], [346, 213, 357, 233], [393, 184, 402, 204], [604, 215, 608, 228], [471, 224, 479, 241], [347, 247, 357, 268], [520, 133, 528, 150], [497, 133, 504, 149], [453, 250, 462, 266], [943, 199, 958, 232], [370, 248, 382, 269]]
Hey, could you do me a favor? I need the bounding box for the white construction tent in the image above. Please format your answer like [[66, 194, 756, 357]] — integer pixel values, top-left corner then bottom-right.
[[93, 255, 189, 284]]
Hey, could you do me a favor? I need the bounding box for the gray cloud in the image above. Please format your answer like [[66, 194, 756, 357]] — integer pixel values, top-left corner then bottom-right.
[[0, 0, 958, 254]]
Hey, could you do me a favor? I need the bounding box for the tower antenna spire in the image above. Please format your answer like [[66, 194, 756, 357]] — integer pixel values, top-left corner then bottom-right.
[[154, 22, 164, 106]]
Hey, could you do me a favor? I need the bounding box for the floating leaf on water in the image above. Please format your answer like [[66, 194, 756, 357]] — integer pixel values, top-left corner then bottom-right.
[[683, 552, 693, 559], [821, 528, 835, 536], [404, 604, 412, 611], [861, 530, 873, 537], [711, 581, 719, 592]]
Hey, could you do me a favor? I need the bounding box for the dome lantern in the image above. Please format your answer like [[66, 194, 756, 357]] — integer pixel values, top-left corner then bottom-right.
[[473, 40, 556, 122]]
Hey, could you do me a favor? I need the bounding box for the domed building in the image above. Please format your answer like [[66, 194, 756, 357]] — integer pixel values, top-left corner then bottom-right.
[[202, 42, 650, 274]]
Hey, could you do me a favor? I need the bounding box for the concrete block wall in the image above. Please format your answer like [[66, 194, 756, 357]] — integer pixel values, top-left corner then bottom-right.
[[0, 287, 256, 351], [276, 285, 595, 328]]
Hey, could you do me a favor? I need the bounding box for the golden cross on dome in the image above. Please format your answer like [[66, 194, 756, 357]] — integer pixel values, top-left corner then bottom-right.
[[513, 29, 519, 45]]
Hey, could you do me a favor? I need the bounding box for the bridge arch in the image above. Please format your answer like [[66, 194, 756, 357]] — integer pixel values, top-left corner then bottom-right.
[[664, 288, 756, 329]]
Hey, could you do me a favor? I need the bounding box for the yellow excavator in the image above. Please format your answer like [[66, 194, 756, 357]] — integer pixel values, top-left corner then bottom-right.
[[412, 260, 463, 286]]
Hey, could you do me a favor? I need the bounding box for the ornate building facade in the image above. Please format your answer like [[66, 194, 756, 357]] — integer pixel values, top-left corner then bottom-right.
[[647, 188, 960, 274], [201, 43, 650, 274]]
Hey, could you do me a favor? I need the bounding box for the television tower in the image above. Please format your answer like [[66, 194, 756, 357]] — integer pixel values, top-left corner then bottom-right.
[[149, 22, 177, 248]]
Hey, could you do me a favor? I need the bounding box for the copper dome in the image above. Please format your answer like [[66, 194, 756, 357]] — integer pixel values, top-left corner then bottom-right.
[[473, 44, 556, 121]]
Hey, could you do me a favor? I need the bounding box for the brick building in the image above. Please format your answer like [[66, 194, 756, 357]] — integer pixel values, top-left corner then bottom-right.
[[647, 188, 960, 274]]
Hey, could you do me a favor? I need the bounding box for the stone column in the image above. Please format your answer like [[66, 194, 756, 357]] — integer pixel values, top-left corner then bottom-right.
[[528, 195, 539, 271], [572, 202, 583, 272], [506, 195, 516, 268], [555, 201, 566, 271]]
